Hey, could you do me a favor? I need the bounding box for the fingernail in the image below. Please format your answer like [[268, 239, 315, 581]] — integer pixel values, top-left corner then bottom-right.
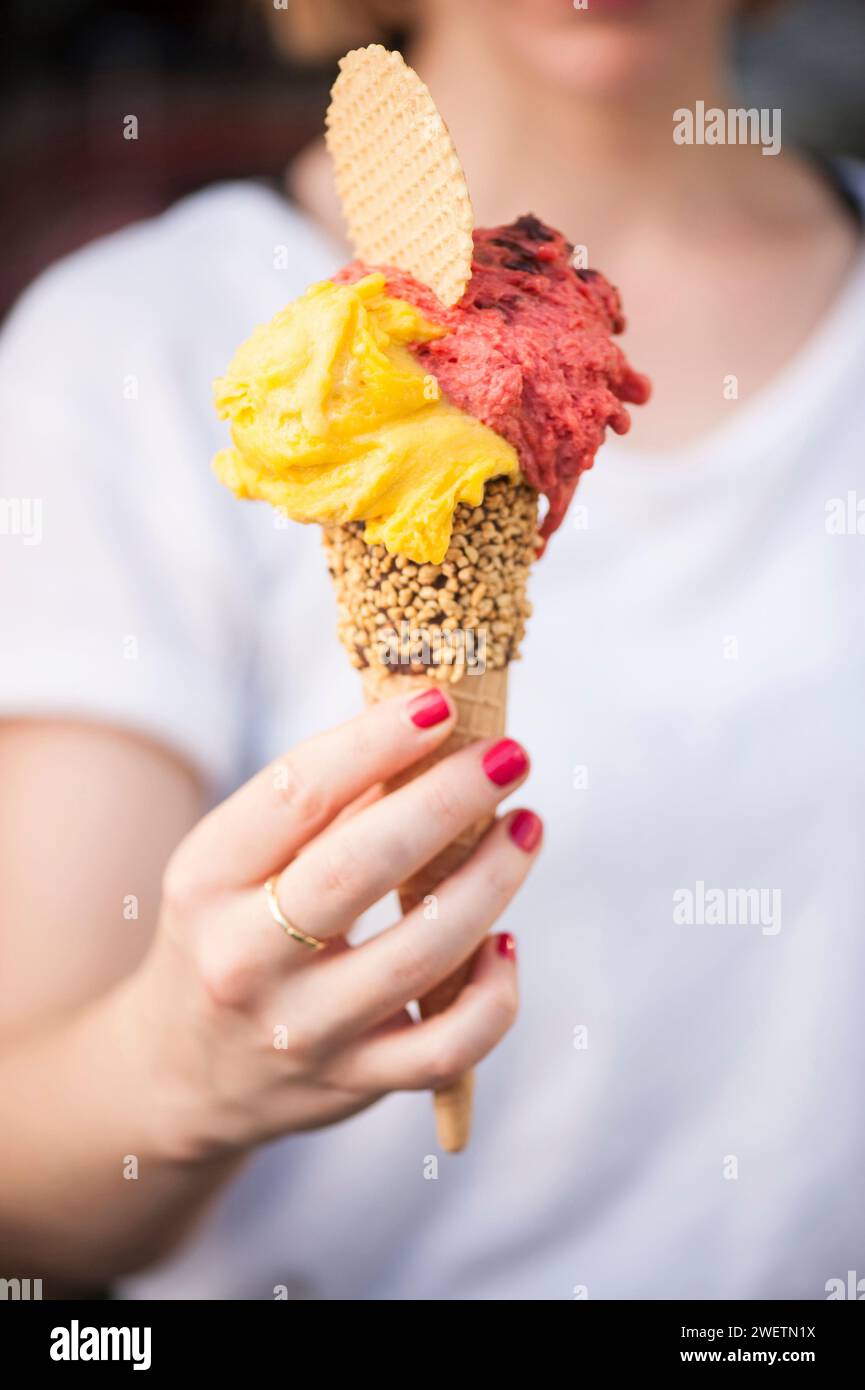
[[407, 688, 452, 729], [508, 809, 543, 853], [496, 932, 517, 962], [482, 738, 529, 786]]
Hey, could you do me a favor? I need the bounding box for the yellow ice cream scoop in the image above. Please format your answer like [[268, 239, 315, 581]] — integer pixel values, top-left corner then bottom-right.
[[212, 274, 517, 565]]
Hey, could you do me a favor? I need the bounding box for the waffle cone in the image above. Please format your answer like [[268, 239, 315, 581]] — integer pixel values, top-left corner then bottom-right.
[[361, 665, 508, 1152], [324, 478, 538, 1151]]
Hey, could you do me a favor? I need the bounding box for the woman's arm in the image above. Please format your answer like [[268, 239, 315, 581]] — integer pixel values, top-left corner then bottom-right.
[[0, 721, 204, 1027], [0, 720, 236, 1288], [0, 972, 242, 1288], [0, 696, 539, 1290]]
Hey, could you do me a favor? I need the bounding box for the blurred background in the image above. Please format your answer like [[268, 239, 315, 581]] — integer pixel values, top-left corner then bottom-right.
[[1, 0, 864, 322]]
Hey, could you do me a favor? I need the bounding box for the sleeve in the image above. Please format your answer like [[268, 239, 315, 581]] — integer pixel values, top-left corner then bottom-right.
[[0, 239, 255, 796]]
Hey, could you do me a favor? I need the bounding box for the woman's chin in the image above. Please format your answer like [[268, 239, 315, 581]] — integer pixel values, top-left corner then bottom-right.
[[497, 24, 675, 98]]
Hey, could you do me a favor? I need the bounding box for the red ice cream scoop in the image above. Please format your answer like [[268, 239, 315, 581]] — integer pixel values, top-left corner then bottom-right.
[[336, 214, 650, 547]]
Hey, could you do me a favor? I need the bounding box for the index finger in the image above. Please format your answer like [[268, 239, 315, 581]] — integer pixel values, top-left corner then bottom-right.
[[173, 686, 456, 891]]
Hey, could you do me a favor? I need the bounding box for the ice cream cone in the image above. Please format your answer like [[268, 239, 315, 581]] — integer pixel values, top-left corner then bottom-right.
[[324, 477, 538, 1150], [213, 45, 649, 1152]]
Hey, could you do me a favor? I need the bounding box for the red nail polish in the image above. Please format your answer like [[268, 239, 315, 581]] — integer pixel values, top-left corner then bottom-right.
[[482, 738, 529, 786], [408, 689, 451, 728], [509, 809, 543, 853], [496, 932, 517, 962]]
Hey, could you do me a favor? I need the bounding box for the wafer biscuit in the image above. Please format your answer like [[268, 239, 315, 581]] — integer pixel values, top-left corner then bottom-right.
[[325, 44, 474, 306]]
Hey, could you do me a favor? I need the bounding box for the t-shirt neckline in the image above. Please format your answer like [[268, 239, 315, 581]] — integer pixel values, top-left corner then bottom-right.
[[613, 172, 865, 479]]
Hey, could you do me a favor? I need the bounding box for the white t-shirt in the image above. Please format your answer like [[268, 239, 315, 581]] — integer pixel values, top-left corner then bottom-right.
[[1, 176, 864, 1301]]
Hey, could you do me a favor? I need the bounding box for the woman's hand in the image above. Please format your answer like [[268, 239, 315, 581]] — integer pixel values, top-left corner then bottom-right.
[[134, 687, 541, 1160]]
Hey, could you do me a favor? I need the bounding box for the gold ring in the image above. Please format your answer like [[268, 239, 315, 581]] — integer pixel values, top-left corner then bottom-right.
[[264, 875, 327, 951]]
